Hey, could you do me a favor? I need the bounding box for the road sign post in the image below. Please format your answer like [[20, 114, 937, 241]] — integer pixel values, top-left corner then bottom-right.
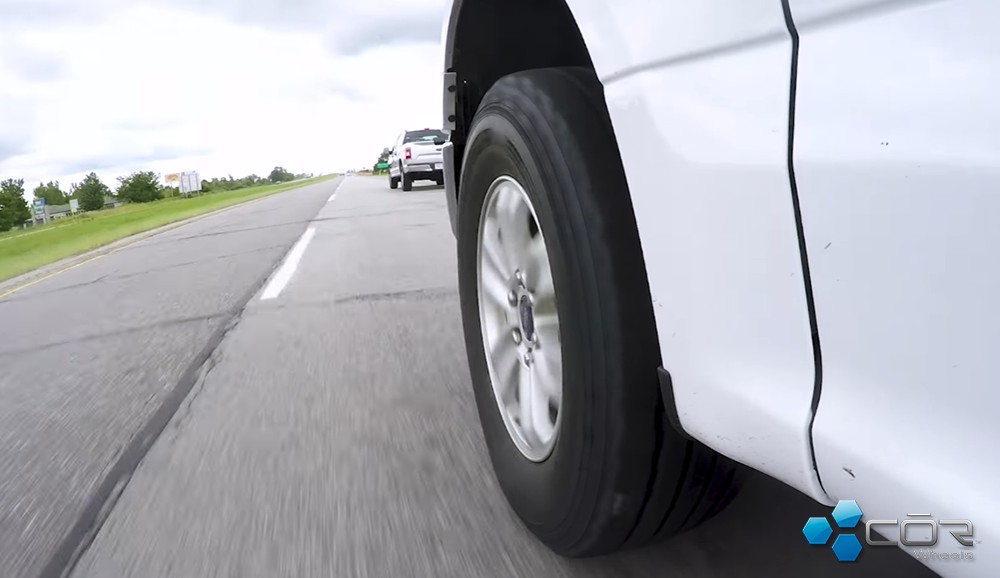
[[33, 198, 47, 224], [181, 172, 201, 195], [170, 171, 202, 196]]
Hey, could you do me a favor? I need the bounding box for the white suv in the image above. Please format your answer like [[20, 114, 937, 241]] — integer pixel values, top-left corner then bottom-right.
[[387, 129, 448, 191], [439, 1, 997, 575]]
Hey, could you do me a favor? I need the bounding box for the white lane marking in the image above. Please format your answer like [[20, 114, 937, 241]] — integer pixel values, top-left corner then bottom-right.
[[260, 226, 316, 300], [327, 181, 342, 202]]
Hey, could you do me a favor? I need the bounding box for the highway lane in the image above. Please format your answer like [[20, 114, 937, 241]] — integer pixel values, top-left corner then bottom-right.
[[67, 176, 935, 578], [0, 177, 340, 578]]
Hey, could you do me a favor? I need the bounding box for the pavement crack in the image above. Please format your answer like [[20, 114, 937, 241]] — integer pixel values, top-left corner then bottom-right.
[[0, 274, 111, 304], [262, 287, 459, 312], [0, 314, 226, 359], [167, 221, 312, 243], [37, 252, 282, 578], [2, 245, 286, 305], [335, 287, 459, 305]]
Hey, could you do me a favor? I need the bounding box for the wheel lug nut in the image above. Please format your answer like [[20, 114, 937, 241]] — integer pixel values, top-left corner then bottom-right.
[[514, 270, 525, 286], [523, 353, 533, 366], [507, 290, 518, 306], [512, 329, 522, 344]]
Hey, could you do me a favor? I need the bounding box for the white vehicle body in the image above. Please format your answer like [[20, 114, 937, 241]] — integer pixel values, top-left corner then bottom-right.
[[388, 129, 448, 189], [442, 0, 998, 575]]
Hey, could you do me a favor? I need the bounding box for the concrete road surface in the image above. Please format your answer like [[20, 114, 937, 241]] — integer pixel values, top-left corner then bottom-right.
[[1, 176, 937, 578]]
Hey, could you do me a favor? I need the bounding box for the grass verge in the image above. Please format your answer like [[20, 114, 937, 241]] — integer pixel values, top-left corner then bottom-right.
[[0, 175, 336, 283]]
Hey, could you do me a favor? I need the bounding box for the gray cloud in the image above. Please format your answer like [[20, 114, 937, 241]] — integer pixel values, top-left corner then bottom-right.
[[0, 0, 445, 181], [0, 47, 68, 83], [54, 144, 214, 176], [0, 137, 30, 165], [0, 0, 447, 56], [0, 0, 110, 28], [106, 117, 186, 132], [0, 96, 37, 165], [172, 0, 448, 55], [325, 11, 445, 55], [292, 75, 371, 101]]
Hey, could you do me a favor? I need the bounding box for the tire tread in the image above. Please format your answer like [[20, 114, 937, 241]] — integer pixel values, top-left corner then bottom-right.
[[460, 66, 745, 557]]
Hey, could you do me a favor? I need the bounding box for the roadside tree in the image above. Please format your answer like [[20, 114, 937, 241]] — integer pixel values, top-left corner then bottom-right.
[[33, 181, 68, 206], [76, 172, 111, 211], [117, 171, 162, 203], [0, 178, 31, 231], [268, 166, 295, 183]]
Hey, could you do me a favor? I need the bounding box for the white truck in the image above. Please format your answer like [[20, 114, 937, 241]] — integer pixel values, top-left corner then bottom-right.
[[438, 0, 998, 575], [387, 129, 448, 191]]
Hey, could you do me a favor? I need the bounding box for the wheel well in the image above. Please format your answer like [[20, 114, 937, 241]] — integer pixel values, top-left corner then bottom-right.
[[446, 0, 594, 181]]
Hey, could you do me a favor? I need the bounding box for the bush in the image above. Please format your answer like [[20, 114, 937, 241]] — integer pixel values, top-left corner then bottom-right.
[[75, 173, 112, 211], [117, 171, 162, 203], [268, 166, 295, 183]]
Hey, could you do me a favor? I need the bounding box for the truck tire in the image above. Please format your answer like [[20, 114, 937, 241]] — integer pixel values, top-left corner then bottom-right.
[[455, 67, 744, 557], [402, 168, 413, 191], [389, 174, 399, 189]]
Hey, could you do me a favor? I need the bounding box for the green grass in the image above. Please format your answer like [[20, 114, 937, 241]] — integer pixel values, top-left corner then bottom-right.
[[0, 175, 335, 283]]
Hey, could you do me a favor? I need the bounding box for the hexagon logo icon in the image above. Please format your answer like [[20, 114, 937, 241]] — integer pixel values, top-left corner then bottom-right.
[[831, 500, 863, 528], [802, 516, 833, 545], [832, 534, 863, 562]]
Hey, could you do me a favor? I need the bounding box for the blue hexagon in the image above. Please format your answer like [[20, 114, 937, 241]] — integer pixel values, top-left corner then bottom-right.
[[832, 534, 863, 562], [803, 516, 833, 545], [832, 500, 863, 528]]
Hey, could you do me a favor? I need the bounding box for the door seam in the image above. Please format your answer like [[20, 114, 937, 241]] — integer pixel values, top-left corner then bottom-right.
[[780, 0, 829, 497]]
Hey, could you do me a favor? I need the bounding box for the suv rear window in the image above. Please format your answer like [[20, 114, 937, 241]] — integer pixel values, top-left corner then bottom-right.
[[403, 130, 446, 144]]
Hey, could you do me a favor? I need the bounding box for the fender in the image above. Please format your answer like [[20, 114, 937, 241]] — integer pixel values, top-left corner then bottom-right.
[[441, 0, 831, 505]]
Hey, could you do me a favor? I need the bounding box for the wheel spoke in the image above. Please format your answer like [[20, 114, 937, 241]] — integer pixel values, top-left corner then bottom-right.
[[481, 216, 512, 278], [527, 363, 556, 442], [516, 360, 534, 434], [533, 347, 562, 406], [496, 187, 532, 260], [534, 309, 560, 350], [479, 244, 511, 311], [491, 336, 520, 405], [523, 235, 550, 293]]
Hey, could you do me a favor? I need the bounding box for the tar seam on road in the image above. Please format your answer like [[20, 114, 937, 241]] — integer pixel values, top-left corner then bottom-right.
[[36, 234, 308, 578], [780, 0, 826, 493], [260, 226, 317, 300]]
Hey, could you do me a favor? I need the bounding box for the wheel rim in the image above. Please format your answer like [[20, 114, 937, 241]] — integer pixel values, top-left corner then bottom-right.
[[477, 175, 562, 462]]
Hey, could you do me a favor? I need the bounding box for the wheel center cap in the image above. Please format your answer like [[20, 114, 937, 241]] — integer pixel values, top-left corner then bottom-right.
[[518, 294, 535, 343]]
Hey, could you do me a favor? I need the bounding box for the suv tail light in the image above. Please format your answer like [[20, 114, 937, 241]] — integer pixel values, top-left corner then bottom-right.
[[404, 147, 412, 160]]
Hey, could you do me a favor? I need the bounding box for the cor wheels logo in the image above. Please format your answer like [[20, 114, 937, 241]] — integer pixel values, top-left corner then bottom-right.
[[803, 499, 864, 562], [803, 500, 976, 563]]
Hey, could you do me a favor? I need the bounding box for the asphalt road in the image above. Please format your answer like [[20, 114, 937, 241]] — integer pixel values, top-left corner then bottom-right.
[[1, 176, 938, 578]]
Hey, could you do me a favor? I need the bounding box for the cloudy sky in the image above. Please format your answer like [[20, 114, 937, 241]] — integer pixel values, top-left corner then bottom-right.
[[0, 0, 448, 191]]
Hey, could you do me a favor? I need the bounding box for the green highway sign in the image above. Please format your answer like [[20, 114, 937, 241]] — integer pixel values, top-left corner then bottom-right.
[[376, 162, 389, 170]]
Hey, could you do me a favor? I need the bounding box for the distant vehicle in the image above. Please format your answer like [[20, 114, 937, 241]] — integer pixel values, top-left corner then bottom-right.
[[388, 129, 447, 191], [439, 1, 997, 575]]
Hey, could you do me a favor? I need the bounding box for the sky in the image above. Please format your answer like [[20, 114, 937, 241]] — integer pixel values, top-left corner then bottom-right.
[[0, 0, 449, 192]]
